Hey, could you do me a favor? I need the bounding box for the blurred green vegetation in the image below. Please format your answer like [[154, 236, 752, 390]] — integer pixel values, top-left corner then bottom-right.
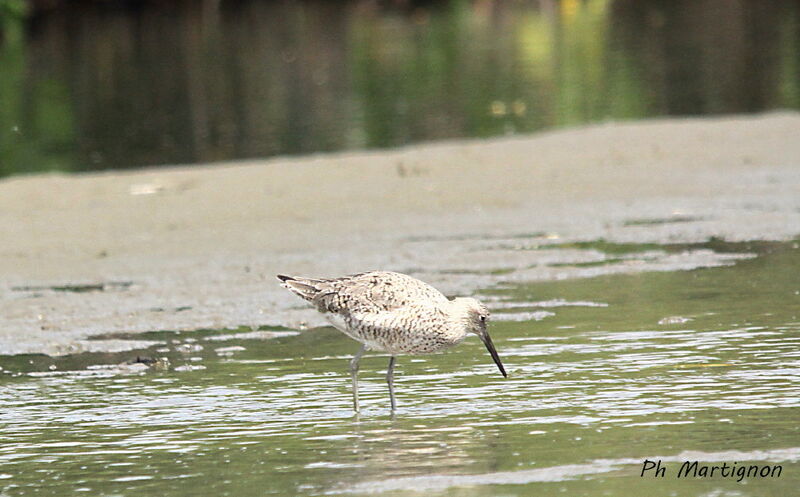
[[1, 0, 76, 176], [1, 0, 799, 177]]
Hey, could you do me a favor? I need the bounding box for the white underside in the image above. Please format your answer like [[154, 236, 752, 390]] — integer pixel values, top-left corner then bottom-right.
[[323, 312, 386, 352], [324, 312, 349, 335]]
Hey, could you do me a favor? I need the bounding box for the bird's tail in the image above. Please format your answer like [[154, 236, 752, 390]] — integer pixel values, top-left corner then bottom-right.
[[276, 274, 327, 302]]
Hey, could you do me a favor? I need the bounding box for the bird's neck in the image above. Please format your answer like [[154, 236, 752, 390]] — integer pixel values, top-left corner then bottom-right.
[[444, 302, 473, 342]]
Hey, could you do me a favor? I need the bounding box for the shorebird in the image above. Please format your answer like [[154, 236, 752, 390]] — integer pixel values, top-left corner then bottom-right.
[[277, 271, 507, 411]]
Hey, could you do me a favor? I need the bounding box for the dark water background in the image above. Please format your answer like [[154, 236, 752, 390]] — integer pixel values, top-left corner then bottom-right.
[[0, 0, 799, 176]]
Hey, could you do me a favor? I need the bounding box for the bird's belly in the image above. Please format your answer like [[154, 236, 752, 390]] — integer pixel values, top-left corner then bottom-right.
[[383, 330, 466, 355], [324, 312, 349, 335], [323, 312, 464, 355], [323, 313, 388, 352]]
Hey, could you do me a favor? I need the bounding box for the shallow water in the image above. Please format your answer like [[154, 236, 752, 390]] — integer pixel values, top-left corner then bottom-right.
[[1, 241, 799, 496]]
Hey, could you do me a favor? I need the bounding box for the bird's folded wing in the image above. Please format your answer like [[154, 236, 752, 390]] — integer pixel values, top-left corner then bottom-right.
[[317, 272, 448, 314]]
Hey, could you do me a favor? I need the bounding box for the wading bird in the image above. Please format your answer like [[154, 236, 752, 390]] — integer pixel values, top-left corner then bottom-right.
[[277, 271, 507, 412]]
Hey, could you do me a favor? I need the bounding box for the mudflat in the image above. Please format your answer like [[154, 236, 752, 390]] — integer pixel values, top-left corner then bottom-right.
[[2, 112, 799, 356]]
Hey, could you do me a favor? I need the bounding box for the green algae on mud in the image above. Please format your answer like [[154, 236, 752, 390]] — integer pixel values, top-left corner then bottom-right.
[[0, 240, 799, 496]]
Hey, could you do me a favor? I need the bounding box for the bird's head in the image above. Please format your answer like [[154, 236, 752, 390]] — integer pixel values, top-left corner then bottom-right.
[[452, 297, 507, 378]]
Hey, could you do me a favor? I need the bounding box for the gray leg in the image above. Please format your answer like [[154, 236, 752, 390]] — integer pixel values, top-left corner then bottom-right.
[[349, 345, 367, 412], [386, 356, 397, 411]]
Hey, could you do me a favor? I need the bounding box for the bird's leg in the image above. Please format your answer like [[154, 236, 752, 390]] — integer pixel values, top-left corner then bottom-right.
[[349, 344, 367, 412], [386, 356, 397, 411]]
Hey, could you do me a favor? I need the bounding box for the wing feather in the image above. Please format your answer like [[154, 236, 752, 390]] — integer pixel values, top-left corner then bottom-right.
[[320, 271, 448, 315]]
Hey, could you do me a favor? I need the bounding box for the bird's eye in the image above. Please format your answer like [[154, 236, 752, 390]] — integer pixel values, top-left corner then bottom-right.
[[479, 315, 486, 322]]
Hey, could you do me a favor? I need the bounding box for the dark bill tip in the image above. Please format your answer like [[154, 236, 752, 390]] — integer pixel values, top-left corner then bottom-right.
[[480, 331, 507, 378]]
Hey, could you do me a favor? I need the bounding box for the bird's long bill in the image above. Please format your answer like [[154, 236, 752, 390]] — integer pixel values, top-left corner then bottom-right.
[[480, 331, 507, 378]]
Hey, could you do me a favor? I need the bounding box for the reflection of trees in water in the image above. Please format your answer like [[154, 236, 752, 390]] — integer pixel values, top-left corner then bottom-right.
[[7, 0, 800, 173], [24, 0, 355, 170], [608, 0, 797, 115]]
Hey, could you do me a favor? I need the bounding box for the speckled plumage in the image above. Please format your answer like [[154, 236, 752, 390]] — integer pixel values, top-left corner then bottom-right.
[[277, 271, 507, 411]]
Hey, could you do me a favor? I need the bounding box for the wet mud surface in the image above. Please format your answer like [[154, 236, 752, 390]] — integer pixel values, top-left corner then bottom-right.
[[1, 114, 799, 355]]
